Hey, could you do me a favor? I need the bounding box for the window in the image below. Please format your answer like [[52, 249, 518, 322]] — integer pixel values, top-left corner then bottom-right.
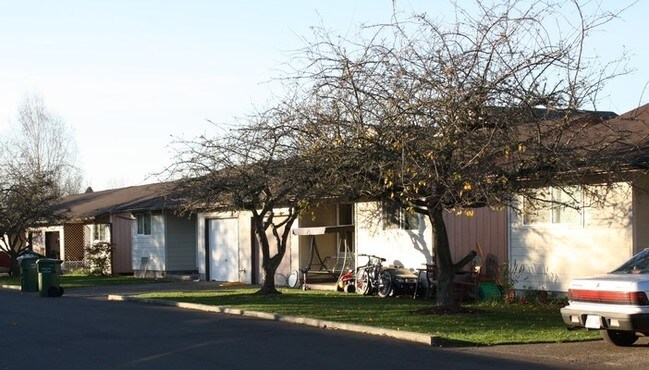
[[137, 214, 152, 235], [93, 224, 109, 241], [523, 186, 581, 225], [383, 201, 420, 230]]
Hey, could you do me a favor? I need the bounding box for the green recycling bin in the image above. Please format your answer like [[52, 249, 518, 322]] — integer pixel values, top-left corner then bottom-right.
[[36, 258, 64, 297], [20, 257, 39, 292]]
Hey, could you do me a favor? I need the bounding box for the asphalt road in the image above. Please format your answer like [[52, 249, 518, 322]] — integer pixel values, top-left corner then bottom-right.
[[1, 286, 648, 370]]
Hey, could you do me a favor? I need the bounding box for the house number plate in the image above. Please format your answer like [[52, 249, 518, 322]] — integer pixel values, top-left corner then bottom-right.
[[585, 315, 602, 329]]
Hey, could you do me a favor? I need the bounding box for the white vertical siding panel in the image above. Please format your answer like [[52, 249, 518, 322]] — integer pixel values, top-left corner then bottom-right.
[[131, 214, 166, 272]]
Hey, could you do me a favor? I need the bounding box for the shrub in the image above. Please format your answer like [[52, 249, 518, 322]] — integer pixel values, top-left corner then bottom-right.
[[84, 242, 112, 276]]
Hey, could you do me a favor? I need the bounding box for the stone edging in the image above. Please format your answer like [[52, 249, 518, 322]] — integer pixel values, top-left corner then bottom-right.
[[107, 294, 439, 346]]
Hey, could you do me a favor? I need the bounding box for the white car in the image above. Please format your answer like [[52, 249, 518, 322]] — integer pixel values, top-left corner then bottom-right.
[[561, 248, 649, 346]]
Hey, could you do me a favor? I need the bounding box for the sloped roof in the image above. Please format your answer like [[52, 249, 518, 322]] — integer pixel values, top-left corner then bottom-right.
[[603, 103, 649, 167], [52, 105, 648, 224], [610, 102, 649, 122], [495, 105, 649, 178], [55, 182, 175, 222]]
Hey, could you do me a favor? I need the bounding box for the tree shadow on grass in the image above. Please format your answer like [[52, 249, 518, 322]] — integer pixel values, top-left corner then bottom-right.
[[412, 305, 487, 315]]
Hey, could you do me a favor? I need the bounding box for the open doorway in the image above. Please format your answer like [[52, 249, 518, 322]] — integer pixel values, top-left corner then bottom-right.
[[45, 231, 61, 259]]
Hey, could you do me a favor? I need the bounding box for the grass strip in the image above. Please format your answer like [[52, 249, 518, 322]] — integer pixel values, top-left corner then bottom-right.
[[136, 287, 599, 346]]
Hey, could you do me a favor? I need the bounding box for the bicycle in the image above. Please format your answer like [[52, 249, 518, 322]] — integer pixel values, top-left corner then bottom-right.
[[354, 254, 392, 297]]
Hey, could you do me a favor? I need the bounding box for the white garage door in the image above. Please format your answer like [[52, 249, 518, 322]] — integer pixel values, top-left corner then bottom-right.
[[208, 218, 240, 282]]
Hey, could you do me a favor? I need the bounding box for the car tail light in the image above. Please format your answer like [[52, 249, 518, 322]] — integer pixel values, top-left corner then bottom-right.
[[569, 289, 649, 305]]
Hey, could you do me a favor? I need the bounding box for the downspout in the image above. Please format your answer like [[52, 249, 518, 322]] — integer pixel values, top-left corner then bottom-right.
[[109, 215, 115, 276], [204, 218, 210, 281]]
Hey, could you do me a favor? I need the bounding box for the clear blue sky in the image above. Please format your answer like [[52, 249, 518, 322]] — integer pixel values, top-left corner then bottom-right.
[[0, 1, 646, 191]]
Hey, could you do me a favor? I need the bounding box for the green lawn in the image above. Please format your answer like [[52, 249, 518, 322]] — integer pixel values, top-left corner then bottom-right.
[[136, 288, 600, 346]]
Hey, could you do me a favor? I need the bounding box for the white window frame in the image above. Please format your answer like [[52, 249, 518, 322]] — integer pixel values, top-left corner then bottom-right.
[[522, 186, 582, 226], [92, 224, 109, 242], [136, 214, 152, 235], [382, 201, 420, 230]]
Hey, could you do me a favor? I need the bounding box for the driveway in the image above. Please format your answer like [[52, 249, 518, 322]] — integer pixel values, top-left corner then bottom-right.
[[454, 339, 649, 368]]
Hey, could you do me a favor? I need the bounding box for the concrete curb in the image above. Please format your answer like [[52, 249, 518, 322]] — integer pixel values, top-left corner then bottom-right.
[[1, 285, 20, 291], [107, 294, 439, 346]]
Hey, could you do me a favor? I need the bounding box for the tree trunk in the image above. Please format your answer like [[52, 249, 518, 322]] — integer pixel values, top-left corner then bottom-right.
[[428, 205, 477, 308], [254, 223, 282, 295], [258, 267, 280, 294], [251, 212, 297, 295]]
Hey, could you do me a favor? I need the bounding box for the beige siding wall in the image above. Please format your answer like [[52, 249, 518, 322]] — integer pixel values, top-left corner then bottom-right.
[[26, 226, 61, 256], [355, 202, 506, 274], [297, 204, 339, 270], [510, 183, 634, 292], [355, 201, 433, 270]]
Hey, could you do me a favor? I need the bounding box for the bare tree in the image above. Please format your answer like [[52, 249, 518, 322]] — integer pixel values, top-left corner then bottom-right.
[[0, 95, 83, 274], [169, 106, 338, 294], [290, 0, 639, 308], [5, 94, 83, 196], [0, 169, 59, 275]]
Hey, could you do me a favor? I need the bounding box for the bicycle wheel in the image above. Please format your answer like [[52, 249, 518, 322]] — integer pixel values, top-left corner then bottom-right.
[[287, 270, 301, 288], [377, 271, 393, 298], [355, 267, 371, 295], [274, 273, 288, 286]]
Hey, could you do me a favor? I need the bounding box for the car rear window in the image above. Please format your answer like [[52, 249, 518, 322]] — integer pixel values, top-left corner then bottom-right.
[[611, 249, 649, 274]]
